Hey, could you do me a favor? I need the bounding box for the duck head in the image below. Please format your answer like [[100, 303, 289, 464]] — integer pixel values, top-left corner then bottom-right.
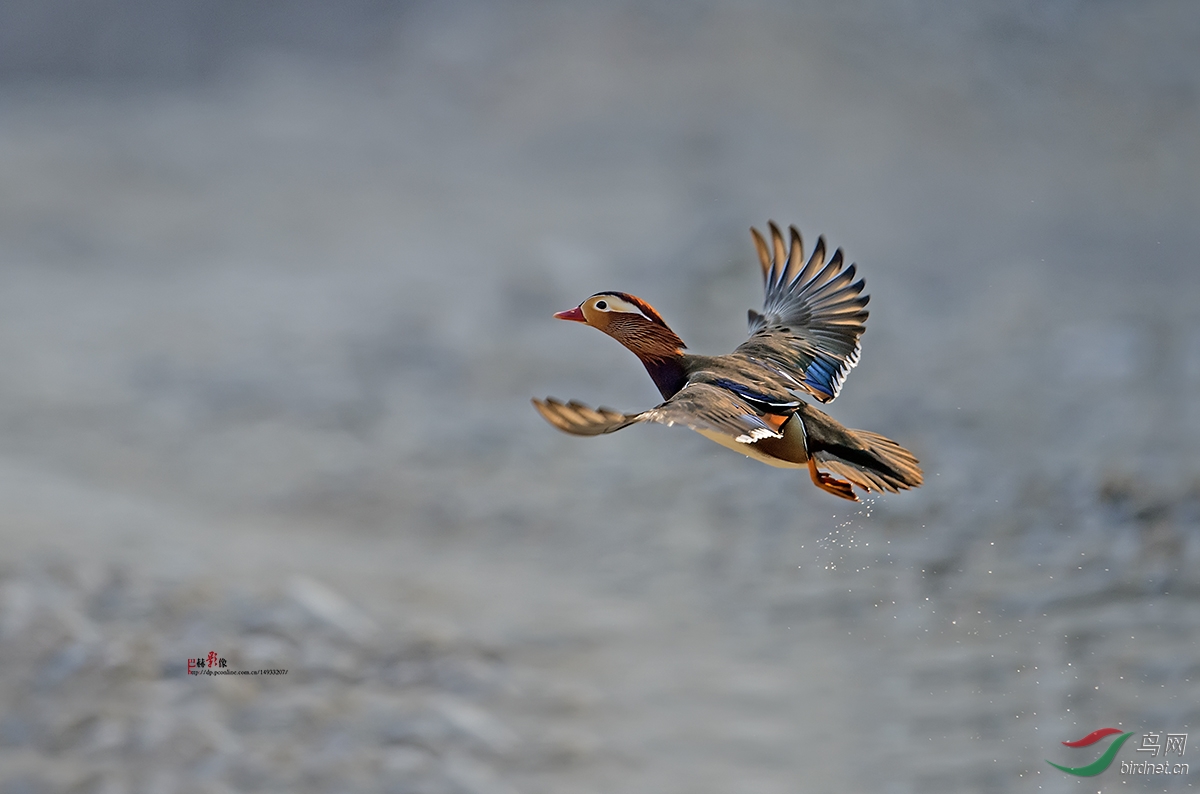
[[554, 292, 687, 361]]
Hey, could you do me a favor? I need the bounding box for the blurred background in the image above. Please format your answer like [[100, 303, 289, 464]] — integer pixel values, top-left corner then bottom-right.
[[0, 1, 1197, 792]]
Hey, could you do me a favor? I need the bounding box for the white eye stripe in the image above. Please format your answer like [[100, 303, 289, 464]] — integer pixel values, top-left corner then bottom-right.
[[593, 295, 642, 315]]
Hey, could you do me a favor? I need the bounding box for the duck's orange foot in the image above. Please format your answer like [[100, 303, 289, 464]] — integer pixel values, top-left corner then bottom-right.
[[808, 459, 859, 502]]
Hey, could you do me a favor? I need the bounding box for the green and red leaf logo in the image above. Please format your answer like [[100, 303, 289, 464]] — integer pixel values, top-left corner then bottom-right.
[[1047, 728, 1135, 776]]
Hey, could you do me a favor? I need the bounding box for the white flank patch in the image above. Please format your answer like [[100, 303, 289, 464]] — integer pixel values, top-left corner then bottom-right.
[[736, 427, 779, 443]]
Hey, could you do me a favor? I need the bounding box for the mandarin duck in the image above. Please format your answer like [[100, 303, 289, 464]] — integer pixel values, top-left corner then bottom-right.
[[533, 222, 923, 501]]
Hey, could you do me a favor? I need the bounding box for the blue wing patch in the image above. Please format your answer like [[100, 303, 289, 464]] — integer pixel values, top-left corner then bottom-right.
[[802, 358, 838, 401]]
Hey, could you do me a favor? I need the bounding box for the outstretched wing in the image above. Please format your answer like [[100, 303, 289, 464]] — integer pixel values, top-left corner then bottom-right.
[[534, 382, 784, 445], [737, 222, 869, 403]]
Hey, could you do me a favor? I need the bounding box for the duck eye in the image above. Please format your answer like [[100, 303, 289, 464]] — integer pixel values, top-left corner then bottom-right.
[[595, 300, 608, 310]]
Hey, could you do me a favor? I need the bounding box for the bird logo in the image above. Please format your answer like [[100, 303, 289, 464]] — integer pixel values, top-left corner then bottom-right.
[[1046, 728, 1135, 776]]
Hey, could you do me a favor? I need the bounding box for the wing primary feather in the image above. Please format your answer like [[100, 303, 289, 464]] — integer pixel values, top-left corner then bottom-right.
[[789, 225, 804, 265], [806, 235, 826, 277], [788, 234, 825, 288], [751, 227, 772, 283], [783, 225, 805, 284], [815, 295, 869, 315], [817, 297, 870, 317], [825, 248, 844, 279], [817, 312, 869, 326], [769, 221, 787, 287]]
